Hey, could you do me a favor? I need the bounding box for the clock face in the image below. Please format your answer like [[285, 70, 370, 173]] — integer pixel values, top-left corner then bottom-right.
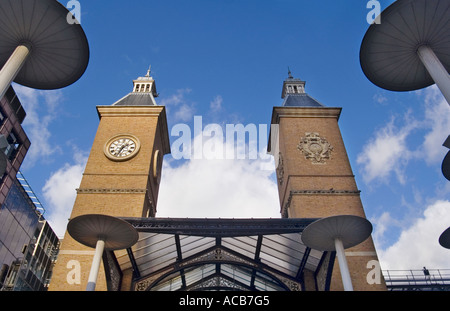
[[104, 135, 140, 161]]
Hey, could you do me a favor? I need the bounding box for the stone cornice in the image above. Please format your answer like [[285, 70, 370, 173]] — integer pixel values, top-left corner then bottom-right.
[[76, 188, 147, 194], [96, 105, 165, 118], [270, 106, 342, 124]]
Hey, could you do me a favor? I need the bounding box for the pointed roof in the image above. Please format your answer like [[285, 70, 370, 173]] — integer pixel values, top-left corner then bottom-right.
[[112, 92, 157, 106], [113, 67, 159, 106], [281, 70, 324, 107], [282, 93, 324, 107]]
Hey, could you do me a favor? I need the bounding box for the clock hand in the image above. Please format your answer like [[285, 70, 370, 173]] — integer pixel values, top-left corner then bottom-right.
[[117, 142, 130, 155]]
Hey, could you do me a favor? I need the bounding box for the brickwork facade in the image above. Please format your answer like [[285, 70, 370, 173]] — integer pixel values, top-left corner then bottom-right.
[[48, 105, 169, 291], [270, 106, 386, 291]]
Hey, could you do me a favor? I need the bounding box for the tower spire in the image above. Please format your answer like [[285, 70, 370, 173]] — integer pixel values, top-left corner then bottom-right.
[[111, 67, 159, 106], [288, 67, 293, 79]]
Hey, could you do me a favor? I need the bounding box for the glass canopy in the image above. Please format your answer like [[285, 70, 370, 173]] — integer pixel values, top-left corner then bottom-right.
[[104, 218, 333, 291]]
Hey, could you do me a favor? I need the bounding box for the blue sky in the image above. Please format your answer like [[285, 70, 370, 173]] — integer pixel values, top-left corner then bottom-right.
[[11, 0, 450, 271]]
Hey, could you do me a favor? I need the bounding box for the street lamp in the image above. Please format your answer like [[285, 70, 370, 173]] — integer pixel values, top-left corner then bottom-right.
[[67, 214, 139, 291], [0, 0, 89, 99], [360, 0, 450, 104], [301, 215, 373, 291]]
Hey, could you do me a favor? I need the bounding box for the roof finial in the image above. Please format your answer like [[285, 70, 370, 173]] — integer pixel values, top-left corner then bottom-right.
[[288, 67, 293, 79], [145, 65, 151, 77]]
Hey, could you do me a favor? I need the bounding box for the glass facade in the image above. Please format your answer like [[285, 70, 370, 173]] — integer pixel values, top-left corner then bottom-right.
[[0, 176, 59, 291], [0, 86, 31, 208], [11, 220, 59, 291], [0, 179, 39, 287]]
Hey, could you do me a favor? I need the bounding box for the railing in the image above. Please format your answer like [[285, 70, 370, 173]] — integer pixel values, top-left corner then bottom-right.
[[17, 170, 45, 216], [383, 269, 450, 290]]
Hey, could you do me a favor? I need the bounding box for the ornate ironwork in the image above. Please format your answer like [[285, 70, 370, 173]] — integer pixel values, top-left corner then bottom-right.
[[117, 217, 331, 292], [188, 274, 249, 291], [121, 217, 316, 237], [133, 244, 302, 291], [179, 247, 257, 269]]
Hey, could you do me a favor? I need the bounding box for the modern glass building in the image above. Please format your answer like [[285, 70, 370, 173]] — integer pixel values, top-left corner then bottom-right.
[[0, 172, 59, 291], [0, 86, 30, 207], [0, 86, 60, 291]]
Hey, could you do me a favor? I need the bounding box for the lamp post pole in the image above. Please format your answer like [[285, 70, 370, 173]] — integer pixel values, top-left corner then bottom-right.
[[0, 44, 31, 100], [417, 45, 450, 105], [334, 237, 353, 291], [86, 238, 105, 291]]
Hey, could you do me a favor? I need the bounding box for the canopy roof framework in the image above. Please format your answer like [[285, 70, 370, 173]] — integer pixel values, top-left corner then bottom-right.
[[102, 218, 334, 291]]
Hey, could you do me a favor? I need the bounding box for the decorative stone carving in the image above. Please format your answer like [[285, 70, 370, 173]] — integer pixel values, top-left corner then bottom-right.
[[297, 132, 333, 164], [276, 152, 284, 185]]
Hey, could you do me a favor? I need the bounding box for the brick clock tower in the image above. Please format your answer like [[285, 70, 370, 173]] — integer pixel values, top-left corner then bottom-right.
[[270, 72, 386, 290], [49, 69, 170, 291]]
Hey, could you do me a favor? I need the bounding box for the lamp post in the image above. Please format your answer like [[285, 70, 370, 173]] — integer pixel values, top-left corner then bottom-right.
[[67, 214, 139, 291], [360, 0, 450, 104], [0, 0, 89, 99], [301, 215, 373, 291]]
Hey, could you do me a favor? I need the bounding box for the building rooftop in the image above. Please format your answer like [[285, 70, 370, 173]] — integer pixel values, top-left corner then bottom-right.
[[281, 71, 325, 107], [112, 93, 157, 106], [282, 93, 324, 107], [113, 68, 158, 106]]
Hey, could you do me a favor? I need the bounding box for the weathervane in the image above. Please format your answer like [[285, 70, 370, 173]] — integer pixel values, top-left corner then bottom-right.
[[288, 67, 293, 79]]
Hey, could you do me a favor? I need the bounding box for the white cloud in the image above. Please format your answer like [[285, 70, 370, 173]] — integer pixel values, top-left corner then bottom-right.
[[373, 93, 388, 105], [377, 200, 450, 270], [358, 86, 450, 185], [174, 103, 195, 122], [157, 134, 280, 219], [159, 88, 195, 122], [371, 211, 402, 249], [42, 149, 88, 237], [357, 116, 415, 184], [12, 84, 64, 168], [209, 95, 223, 112]]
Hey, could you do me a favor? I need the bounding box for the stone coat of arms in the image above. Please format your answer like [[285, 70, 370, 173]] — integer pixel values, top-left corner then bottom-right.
[[297, 132, 333, 164]]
